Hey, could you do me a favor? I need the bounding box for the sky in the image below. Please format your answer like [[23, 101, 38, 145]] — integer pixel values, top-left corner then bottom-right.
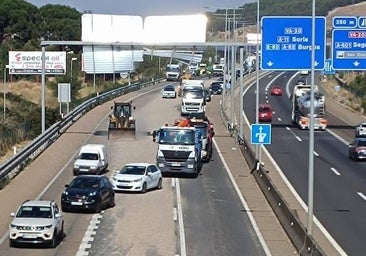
[[25, 0, 254, 17]]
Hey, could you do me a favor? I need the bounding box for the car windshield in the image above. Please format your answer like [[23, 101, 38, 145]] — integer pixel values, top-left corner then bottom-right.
[[79, 152, 99, 160], [119, 166, 146, 175], [16, 206, 52, 218], [69, 177, 100, 189], [211, 83, 221, 89], [357, 140, 366, 146], [259, 106, 271, 112], [164, 86, 174, 91]]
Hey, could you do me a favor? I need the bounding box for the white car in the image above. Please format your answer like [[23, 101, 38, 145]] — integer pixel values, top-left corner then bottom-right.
[[110, 163, 163, 193], [355, 122, 366, 138], [162, 85, 176, 98], [9, 200, 64, 248]]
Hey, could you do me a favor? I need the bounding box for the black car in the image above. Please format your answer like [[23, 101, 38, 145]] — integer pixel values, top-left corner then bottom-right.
[[61, 175, 115, 213], [209, 82, 223, 95], [204, 88, 211, 102], [349, 138, 366, 161]]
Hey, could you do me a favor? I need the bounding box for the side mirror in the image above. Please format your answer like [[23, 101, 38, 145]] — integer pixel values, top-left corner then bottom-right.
[[55, 213, 62, 218], [10, 212, 15, 217], [65, 184, 69, 188]]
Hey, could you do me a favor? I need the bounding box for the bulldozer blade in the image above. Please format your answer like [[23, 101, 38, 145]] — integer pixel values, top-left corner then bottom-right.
[[108, 128, 136, 140]]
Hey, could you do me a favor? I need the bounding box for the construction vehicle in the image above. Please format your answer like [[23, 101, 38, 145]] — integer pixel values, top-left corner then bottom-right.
[[291, 84, 327, 130], [152, 124, 202, 177], [174, 113, 215, 162], [108, 101, 136, 139]]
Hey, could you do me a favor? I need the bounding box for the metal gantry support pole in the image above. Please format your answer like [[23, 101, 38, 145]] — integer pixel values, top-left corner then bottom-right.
[[239, 48, 244, 140], [41, 46, 46, 133], [255, 0, 260, 161], [307, 0, 317, 236], [222, 8, 228, 108], [3, 65, 8, 120]]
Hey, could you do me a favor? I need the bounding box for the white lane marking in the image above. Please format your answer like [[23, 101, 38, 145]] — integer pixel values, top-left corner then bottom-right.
[[262, 146, 348, 255], [213, 138, 272, 256], [286, 126, 302, 142], [175, 178, 186, 256], [76, 214, 102, 256], [314, 151, 319, 157], [277, 117, 282, 122], [357, 192, 366, 201], [330, 167, 341, 176], [327, 129, 350, 145], [173, 207, 178, 221]]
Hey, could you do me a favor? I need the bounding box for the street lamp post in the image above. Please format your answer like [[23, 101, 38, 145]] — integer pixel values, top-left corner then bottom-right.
[[3, 64, 9, 120], [70, 57, 77, 84]]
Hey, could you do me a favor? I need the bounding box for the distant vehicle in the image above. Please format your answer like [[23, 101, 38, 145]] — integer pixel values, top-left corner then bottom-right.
[[209, 81, 223, 95], [296, 79, 306, 85], [165, 64, 181, 81], [9, 200, 64, 248], [204, 88, 212, 102], [110, 163, 163, 193], [73, 144, 109, 175], [212, 64, 224, 77], [258, 103, 273, 122], [355, 122, 366, 138], [61, 175, 115, 213], [270, 86, 283, 96], [348, 138, 366, 161], [300, 70, 309, 75], [162, 85, 176, 98]]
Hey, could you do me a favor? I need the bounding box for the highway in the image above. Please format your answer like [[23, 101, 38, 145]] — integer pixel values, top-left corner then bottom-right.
[[243, 71, 366, 256], [0, 80, 268, 255]]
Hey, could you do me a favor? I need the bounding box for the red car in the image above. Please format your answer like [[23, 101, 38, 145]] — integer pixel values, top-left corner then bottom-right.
[[270, 86, 283, 96], [258, 104, 273, 122]]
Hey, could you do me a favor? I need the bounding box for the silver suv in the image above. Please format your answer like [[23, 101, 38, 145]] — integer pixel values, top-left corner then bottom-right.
[[9, 200, 64, 248]]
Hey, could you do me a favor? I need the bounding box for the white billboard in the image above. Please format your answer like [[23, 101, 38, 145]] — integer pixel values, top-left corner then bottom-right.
[[9, 51, 66, 75], [143, 14, 207, 44], [247, 33, 262, 45]]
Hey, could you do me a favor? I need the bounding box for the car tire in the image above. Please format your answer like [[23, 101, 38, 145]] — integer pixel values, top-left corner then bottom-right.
[[9, 239, 15, 248], [50, 231, 57, 248], [157, 178, 163, 190], [107, 193, 115, 208], [95, 201, 103, 213], [59, 222, 64, 240], [141, 182, 147, 193]]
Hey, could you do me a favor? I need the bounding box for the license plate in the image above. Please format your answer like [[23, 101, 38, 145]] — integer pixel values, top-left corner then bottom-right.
[[171, 163, 181, 167], [71, 202, 83, 206], [80, 169, 89, 172], [23, 234, 37, 239]]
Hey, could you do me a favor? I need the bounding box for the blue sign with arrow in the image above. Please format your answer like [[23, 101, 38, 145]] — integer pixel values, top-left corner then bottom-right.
[[261, 16, 326, 70], [251, 124, 271, 145], [332, 28, 366, 70]]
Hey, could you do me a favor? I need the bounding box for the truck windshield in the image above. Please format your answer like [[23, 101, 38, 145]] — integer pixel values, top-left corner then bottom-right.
[[166, 66, 180, 72], [158, 129, 195, 145], [182, 90, 203, 99]]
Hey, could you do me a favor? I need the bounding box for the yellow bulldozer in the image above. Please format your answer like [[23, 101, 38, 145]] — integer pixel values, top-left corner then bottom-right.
[[108, 101, 136, 139]]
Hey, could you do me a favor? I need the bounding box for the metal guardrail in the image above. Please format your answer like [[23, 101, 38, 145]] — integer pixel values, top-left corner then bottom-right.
[[220, 90, 325, 256], [0, 78, 164, 183]]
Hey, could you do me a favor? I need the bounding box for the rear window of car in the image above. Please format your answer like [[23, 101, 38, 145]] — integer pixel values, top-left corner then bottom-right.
[[259, 106, 271, 112]]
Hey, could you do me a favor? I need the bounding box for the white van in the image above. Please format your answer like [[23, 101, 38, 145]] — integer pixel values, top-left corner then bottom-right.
[[73, 144, 109, 175]]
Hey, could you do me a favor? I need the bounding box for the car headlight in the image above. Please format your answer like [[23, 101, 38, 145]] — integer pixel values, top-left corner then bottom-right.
[[90, 166, 97, 170], [89, 191, 97, 196], [10, 224, 17, 229], [74, 165, 79, 169], [188, 164, 194, 168], [133, 178, 143, 182], [44, 225, 53, 229], [62, 190, 68, 195]]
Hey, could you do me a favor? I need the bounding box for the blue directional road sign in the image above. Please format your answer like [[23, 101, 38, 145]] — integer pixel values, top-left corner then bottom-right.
[[261, 16, 326, 70], [251, 124, 271, 145], [323, 59, 335, 75], [332, 28, 366, 70], [333, 16, 357, 28]]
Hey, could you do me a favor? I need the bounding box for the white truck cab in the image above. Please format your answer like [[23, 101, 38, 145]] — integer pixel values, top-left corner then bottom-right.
[[73, 144, 109, 175]]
